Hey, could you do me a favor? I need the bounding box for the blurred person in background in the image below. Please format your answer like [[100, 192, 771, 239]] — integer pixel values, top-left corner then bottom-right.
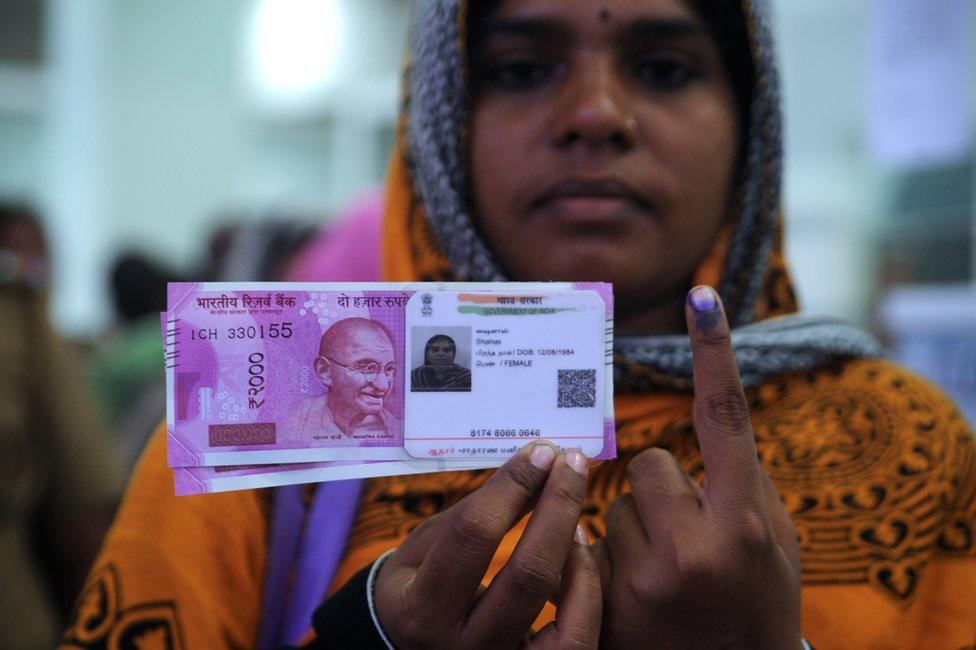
[[0, 202, 50, 290], [285, 191, 384, 282], [110, 253, 173, 324], [198, 221, 244, 282], [206, 216, 318, 282], [64, 1, 976, 649], [0, 202, 122, 648], [90, 253, 181, 470]]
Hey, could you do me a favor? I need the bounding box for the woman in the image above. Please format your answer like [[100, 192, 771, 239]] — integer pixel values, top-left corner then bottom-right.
[[63, 1, 976, 648], [411, 335, 472, 392], [0, 205, 121, 648]]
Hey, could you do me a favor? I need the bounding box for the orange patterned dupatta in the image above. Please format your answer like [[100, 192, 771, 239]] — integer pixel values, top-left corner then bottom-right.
[[331, 3, 976, 644]]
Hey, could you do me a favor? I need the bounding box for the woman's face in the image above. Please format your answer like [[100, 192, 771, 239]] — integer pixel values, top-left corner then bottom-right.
[[426, 337, 457, 366], [469, 0, 739, 328]]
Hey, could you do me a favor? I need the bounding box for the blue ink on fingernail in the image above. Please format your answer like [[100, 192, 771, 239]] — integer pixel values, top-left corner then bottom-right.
[[688, 286, 720, 332], [688, 286, 717, 312]]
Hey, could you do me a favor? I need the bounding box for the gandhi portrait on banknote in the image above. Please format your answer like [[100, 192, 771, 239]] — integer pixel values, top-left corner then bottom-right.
[[285, 317, 401, 441]]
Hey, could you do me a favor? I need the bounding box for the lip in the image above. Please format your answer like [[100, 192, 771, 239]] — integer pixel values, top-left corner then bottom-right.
[[531, 176, 652, 221]]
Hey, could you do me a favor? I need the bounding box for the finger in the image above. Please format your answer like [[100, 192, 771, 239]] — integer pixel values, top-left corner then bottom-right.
[[474, 583, 488, 601], [604, 493, 648, 566], [529, 526, 602, 650], [375, 510, 455, 604], [589, 537, 611, 595], [554, 530, 602, 643], [759, 469, 800, 572], [409, 441, 559, 622], [625, 448, 702, 532], [686, 285, 763, 514], [468, 451, 588, 646], [552, 525, 589, 606], [386, 508, 453, 567]]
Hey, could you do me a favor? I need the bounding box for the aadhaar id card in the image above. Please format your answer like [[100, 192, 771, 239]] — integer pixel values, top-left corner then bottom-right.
[[403, 289, 612, 460]]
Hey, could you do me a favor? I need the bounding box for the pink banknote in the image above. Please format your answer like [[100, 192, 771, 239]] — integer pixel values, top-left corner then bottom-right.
[[165, 282, 615, 469], [173, 458, 502, 495]]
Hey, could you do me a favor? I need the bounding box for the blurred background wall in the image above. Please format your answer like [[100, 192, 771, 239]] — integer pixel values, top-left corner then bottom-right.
[[0, 0, 973, 409], [0, 0, 409, 335]]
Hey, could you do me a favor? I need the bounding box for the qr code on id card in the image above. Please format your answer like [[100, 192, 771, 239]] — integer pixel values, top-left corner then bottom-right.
[[557, 369, 597, 408]]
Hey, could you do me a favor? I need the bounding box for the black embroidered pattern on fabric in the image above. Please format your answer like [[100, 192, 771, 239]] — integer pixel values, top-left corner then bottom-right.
[[347, 358, 975, 605], [60, 564, 185, 650]]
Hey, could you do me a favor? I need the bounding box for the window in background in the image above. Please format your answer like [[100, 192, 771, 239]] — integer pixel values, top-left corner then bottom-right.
[[245, 0, 343, 116], [0, 0, 43, 66], [869, 0, 975, 425]]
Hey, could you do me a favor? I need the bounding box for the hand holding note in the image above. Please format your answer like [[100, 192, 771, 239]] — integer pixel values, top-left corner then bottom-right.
[[374, 442, 601, 649]]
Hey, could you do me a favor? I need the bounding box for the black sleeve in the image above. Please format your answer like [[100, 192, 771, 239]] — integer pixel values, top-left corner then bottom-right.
[[287, 562, 390, 649]]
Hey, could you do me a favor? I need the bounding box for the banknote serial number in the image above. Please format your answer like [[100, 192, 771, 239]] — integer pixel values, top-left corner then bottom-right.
[[188, 322, 294, 341]]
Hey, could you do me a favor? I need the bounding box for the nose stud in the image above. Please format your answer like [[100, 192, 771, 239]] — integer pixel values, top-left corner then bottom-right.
[[624, 116, 638, 135]]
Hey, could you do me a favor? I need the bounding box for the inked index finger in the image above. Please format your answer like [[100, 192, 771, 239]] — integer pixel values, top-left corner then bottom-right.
[[685, 285, 763, 515]]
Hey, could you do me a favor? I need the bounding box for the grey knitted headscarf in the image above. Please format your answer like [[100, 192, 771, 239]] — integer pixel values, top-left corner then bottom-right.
[[405, 0, 883, 390]]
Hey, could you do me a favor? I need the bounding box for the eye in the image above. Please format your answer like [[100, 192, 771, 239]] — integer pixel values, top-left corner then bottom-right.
[[632, 55, 700, 90], [482, 58, 555, 90]]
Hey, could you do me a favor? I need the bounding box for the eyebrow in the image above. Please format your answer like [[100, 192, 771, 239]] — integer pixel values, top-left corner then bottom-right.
[[478, 17, 569, 42]]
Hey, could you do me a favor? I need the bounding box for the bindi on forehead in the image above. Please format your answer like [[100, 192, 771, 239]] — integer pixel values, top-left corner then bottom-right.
[[599, 7, 611, 22]]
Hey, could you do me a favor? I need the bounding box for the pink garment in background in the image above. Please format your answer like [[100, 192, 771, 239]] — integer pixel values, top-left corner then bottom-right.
[[285, 191, 384, 282]]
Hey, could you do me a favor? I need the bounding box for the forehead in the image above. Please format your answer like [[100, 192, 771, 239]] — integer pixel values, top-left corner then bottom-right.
[[479, 0, 700, 31], [341, 327, 394, 357]]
